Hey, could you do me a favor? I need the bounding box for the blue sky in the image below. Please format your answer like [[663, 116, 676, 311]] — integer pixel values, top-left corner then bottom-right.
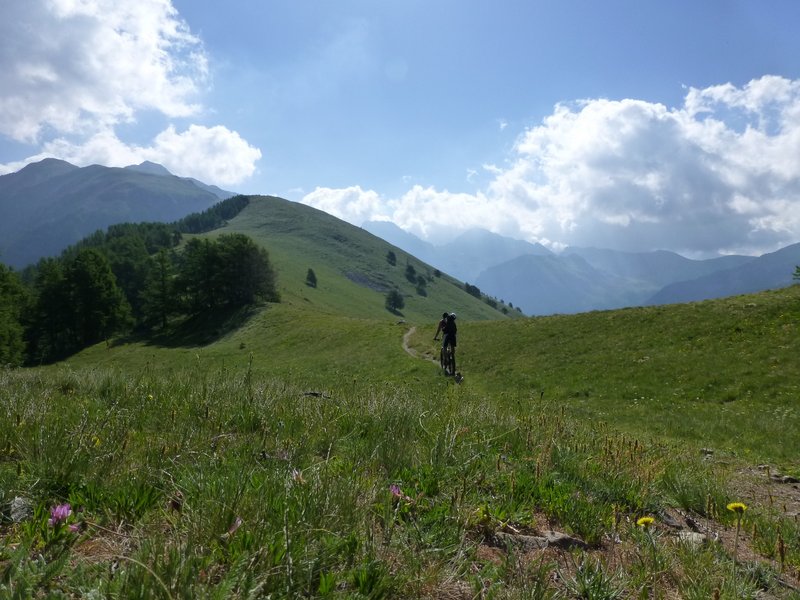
[[2, 1, 800, 257]]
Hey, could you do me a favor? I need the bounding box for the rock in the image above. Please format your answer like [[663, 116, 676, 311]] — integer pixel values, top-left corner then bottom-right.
[[10, 496, 32, 523], [659, 511, 682, 529], [494, 530, 588, 552], [677, 531, 708, 547]]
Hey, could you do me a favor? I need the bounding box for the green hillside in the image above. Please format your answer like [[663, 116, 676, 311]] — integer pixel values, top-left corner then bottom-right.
[[212, 195, 514, 322], [63, 194, 514, 381], [409, 284, 800, 465]]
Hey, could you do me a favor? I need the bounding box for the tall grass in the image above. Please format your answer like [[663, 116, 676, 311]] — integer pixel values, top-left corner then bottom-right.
[[2, 363, 796, 597]]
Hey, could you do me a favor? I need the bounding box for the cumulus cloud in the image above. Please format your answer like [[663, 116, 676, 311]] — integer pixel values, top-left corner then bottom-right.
[[302, 76, 800, 256], [302, 186, 384, 226], [0, 0, 261, 185]]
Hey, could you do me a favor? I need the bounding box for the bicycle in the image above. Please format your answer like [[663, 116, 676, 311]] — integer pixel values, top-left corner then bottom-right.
[[440, 341, 456, 376]]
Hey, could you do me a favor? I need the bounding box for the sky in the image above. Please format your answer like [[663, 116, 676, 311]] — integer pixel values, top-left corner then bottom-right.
[[2, 1, 800, 258]]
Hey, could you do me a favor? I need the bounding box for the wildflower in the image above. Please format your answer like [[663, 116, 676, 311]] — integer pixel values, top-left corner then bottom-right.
[[728, 501, 747, 565], [637, 516, 655, 528], [389, 484, 413, 503], [48, 503, 71, 527], [69, 523, 81, 533], [228, 516, 243, 535], [92, 435, 101, 447], [727, 502, 747, 514]]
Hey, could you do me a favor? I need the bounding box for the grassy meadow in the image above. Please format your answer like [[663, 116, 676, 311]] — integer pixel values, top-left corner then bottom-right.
[[2, 286, 800, 597], [2, 197, 800, 597]]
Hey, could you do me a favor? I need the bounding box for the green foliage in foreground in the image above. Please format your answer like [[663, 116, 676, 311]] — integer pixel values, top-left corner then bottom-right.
[[1, 365, 799, 598]]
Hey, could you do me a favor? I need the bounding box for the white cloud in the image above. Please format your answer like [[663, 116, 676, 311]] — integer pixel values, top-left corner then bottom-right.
[[301, 76, 800, 256], [18, 125, 262, 186], [0, 0, 205, 142], [145, 125, 261, 185], [0, 0, 262, 186], [302, 186, 384, 225]]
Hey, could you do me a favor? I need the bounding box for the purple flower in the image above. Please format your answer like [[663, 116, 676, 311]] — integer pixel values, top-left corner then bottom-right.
[[48, 503, 71, 527], [389, 484, 413, 503]]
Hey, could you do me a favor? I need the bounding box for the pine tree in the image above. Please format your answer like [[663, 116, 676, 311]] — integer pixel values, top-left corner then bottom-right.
[[306, 268, 318, 288], [385, 289, 405, 313], [0, 263, 27, 366], [65, 249, 131, 347]]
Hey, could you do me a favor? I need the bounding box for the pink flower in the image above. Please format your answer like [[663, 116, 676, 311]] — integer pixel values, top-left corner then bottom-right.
[[48, 503, 71, 527], [389, 484, 413, 502]]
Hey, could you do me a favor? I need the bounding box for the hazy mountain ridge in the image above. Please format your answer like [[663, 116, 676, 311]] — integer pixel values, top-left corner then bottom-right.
[[362, 220, 551, 282], [363, 219, 799, 314], [0, 159, 235, 268], [648, 242, 800, 305], [563, 247, 754, 289]]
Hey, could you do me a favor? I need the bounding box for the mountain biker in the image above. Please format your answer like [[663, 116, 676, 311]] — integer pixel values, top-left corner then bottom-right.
[[442, 312, 457, 353], [433, 312, 448, 341]]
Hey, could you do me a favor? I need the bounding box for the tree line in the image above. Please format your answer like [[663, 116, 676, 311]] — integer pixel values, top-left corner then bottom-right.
[[0, 196, 278, 366]]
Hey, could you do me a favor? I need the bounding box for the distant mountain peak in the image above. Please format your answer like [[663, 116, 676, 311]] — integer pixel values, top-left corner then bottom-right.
[[124, 161, 173, 177]]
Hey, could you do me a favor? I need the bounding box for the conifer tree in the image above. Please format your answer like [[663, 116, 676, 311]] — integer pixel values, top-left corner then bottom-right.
[[306, 268, 317, 288]]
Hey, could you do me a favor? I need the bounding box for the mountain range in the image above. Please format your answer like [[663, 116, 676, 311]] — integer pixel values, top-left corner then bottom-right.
[[0, 159, 234, 268], [2, 158, 798, 314], [363, 220, 800, 315]]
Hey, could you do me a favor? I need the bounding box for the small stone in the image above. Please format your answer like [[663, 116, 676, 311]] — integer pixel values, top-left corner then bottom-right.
[[494, 530, 588, 552], [10, 496, 32, 523], [677, 531, 708, 547]]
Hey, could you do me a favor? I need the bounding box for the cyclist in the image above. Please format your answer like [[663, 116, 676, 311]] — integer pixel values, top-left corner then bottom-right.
[[433, 312, 448, 341], [442, 312, 457, 350], [441, 313, 457, 374]]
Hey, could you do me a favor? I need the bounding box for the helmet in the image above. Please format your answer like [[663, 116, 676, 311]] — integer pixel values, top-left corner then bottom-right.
[[442, 312, 448, 319], [449, 312, 457, 319]]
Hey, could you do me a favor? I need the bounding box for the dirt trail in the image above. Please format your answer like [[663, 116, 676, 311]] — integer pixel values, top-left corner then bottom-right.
[[402, 326, 438, 365]]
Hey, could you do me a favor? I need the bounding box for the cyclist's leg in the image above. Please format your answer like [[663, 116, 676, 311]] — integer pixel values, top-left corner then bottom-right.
[[445, 339, 455, 375]]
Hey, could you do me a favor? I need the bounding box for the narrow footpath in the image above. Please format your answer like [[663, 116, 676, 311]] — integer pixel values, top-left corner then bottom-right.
[[402, 326, 438, 365]]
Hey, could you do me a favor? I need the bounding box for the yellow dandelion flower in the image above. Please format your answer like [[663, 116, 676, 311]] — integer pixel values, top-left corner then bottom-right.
[[637, 516, 655, 528], [727, 502, 747, 514]]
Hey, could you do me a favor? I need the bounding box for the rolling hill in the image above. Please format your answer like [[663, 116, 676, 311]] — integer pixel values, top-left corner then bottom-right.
[[209, 195, 514, 323], [0, 158, 234, 268], [65, 194, 515, 379]]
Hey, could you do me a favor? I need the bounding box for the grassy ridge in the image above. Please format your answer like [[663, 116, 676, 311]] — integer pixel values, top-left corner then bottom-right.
[[213, 196, 514, 323]]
